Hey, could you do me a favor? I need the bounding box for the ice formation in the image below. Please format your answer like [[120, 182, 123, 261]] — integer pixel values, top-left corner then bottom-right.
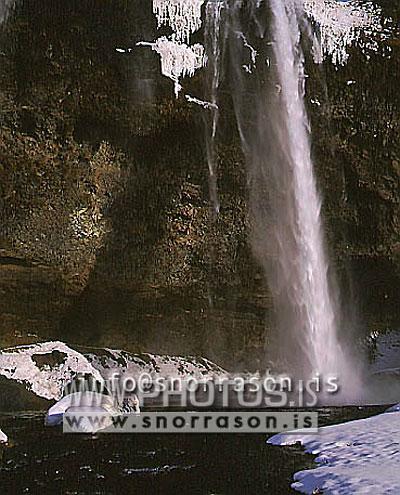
[[237, 32, 258, 73], [0, 429, 7, 443], [185, 94, 218, 110], [138, 38, 206, 97], [152, 0, 206, 43], [142, 0, 386, 98], [138, 0, 208, 96], [303, 0, 385, 65], [269, 409, 400, 494]]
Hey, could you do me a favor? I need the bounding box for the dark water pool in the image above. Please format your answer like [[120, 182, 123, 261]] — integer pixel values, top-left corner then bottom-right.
[[0, 406, 387, 494]]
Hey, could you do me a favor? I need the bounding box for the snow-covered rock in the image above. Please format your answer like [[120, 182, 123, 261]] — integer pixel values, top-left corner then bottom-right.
[[0, 341, 226, 410], [268, 409, 400, 494], [0, 341, 103, 401], [84, 347, 226, 381], [46, 373, 140, 428]]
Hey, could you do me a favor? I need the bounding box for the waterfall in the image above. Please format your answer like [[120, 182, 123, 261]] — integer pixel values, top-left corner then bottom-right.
[[228, 0, 362, 396], [267, 0, 346, 376], [143, 0, 387, 400], [0, 0, 14, 24], [203, 0, 225, 215]]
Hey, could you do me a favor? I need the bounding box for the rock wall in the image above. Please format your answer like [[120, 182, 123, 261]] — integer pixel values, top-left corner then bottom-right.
[[0, 1, 398, 364]]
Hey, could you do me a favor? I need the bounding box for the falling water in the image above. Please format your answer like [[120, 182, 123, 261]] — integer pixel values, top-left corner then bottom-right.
[[0, 0, 13, 24], [268, 0, 346, 375], [228, 0, 360, 393], [203, 0, 225, 215], [144, 0, 379, 400]]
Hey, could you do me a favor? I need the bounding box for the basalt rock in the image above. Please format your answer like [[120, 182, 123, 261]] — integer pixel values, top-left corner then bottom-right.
[[0, 1, 398, 357]]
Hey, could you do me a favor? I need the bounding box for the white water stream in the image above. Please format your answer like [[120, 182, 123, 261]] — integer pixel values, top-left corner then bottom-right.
[[267, 0, 349, 378], [140, 0, 386, 400]]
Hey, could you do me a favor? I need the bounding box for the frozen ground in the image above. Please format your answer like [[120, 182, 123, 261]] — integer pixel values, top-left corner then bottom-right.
[[269, 407, 400, 494], [268, 330, 400, 494]]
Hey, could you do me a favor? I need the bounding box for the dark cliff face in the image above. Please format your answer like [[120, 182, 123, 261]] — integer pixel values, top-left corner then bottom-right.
[[0, 1, 398, 367]]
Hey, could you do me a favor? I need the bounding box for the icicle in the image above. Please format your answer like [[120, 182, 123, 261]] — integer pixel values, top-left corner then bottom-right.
[[152, 0, 206, 43], [303, 0, 385, 66], [185, 94, 218, 110], [138, 0, 208, 97], [236, 32, 257, 73]]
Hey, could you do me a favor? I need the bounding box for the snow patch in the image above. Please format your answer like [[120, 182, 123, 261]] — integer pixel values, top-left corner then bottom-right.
[[269, 410, 400, 494]]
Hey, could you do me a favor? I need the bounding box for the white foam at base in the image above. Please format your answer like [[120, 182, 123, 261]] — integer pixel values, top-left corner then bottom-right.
[[269, 409, 400, 494]]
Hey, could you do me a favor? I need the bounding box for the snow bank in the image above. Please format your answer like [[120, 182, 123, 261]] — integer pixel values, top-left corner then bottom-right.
[[269, 409, 400, 494]]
